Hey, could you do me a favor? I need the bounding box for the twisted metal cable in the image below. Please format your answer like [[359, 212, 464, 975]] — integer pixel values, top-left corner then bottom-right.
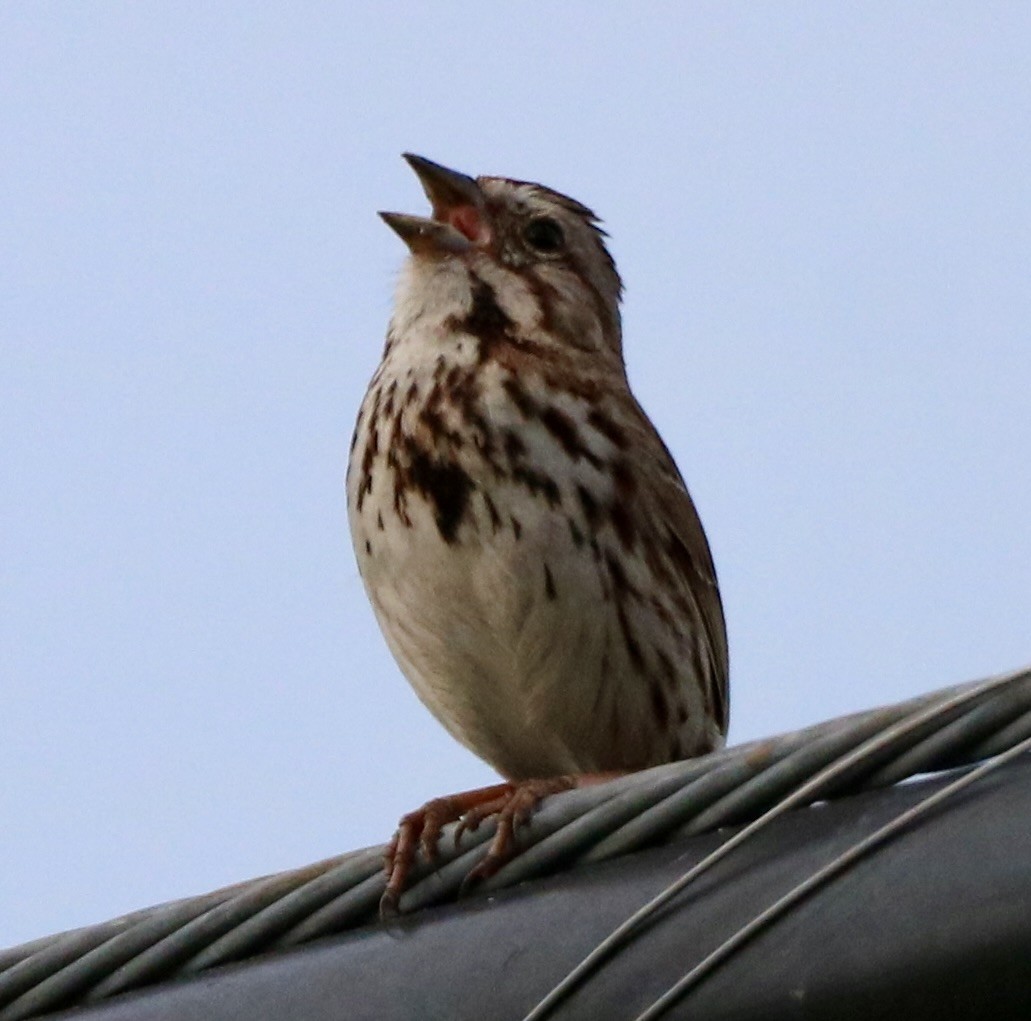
[[523, 665, 1031, 1020], [1, 665, 1028, 1020], [632, 731, 1031, 1021]]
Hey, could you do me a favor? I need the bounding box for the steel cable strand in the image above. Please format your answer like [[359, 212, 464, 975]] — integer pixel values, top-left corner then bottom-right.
[[0, 850, 382, 1019], [452, 675, 1013, 891], [1, 667, 1029, 1020], [89, 847, 383, 999], [501, 672, 1030, 877], [521, 665, 1030, 1021], [858, 678, 1031, 788], [675, 669, 1031, 837], [0, 892, 239, 1021], [632, 734, 1031, 1021]]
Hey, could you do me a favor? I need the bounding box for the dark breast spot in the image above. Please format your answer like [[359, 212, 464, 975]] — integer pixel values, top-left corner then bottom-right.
[[502, 376, 536, 417], [512, 465, 561, 507], [359, 474, 373, 509], [576, 460, 634, 545], [503, 429, 527, 462], [609, 499, 637, 551], [604, 548, 640, 600], [649, 678, 670, 727], [418, 406, 446, 441], [567, 517, 584, 547], [577, 484, 600, 526], [615, 601, 644, 668], [540, 405, 601, 467], [458, 278, 515, 360], [656, 648, 677, 684], [404, 442, 475, 544], [667, 527, 699, 579], [540, 405, 580, 455], [587, 409, 630, 449], [612, 459, 637, 498], [483, 491, 502, 532]]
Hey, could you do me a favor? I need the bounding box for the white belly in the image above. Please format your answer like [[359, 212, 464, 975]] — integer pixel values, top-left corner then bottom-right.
[[351, 473, 642, 778]]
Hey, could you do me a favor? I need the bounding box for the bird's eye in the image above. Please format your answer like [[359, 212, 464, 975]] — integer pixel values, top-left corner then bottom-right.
[[523, 217, 565, 253]]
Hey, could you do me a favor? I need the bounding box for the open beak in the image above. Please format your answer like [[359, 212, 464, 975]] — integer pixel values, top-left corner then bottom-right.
[[379, 153, 489, 255]]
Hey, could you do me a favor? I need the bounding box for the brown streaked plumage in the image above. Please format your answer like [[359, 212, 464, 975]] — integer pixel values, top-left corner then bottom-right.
[[347, 154, 728, 911]]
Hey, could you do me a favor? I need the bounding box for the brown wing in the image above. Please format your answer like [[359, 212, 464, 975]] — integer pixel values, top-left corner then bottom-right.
[[624, 399, 730, 737]]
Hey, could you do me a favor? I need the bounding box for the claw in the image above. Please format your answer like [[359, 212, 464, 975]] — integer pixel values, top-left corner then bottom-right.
[[453, 792, 510, 845], [378, 886, 401, 918], [379, 774, 617, 918]]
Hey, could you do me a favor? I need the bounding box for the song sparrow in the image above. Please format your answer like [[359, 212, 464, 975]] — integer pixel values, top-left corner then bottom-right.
[[347, 154, 728, 911]]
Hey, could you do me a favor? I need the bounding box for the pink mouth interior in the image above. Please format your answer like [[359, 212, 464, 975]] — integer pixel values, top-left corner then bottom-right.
[[447, 204, 486, 244]]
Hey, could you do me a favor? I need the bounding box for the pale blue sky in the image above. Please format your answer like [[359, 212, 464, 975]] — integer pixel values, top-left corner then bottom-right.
[[2, 4, 1029, 948]]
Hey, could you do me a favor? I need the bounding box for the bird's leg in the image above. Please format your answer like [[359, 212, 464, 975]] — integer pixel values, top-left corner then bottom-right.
[[381, 782, 513, 915], [381, 773, 623, 916]]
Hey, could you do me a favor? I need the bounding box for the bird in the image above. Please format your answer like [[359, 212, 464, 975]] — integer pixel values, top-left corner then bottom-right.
[[347, 154, 728, 912]]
